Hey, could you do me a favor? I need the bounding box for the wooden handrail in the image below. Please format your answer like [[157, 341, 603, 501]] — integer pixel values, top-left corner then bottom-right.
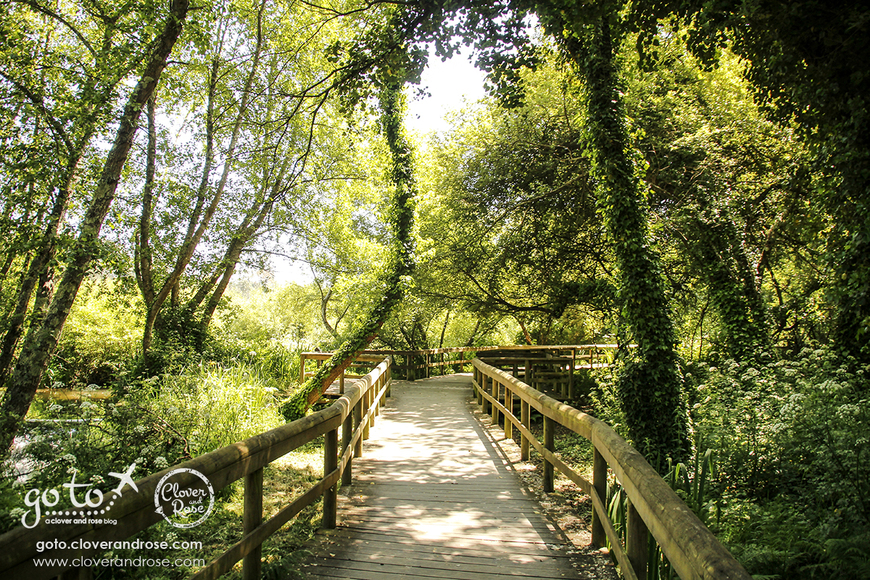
[[0, 358, 393, 580], [472, 358, 750, 580]]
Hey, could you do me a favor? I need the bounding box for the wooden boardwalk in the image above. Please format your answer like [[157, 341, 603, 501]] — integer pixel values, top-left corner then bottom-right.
[[301, 374, 585, 579]]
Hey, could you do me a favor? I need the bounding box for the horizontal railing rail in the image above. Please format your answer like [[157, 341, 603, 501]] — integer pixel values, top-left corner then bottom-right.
[[0, 358, 393, 580], [472, 358, 750, 580]]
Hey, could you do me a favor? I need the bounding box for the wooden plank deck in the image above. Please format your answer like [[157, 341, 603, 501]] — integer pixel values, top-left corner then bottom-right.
[[300, 374, 586, 579]]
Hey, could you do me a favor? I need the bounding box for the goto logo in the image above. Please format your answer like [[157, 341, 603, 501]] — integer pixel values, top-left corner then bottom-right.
[[153, 468, 214, 529]]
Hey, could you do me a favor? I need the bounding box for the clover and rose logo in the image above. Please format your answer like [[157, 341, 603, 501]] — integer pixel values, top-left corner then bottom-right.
[[21, 463, 214, 530]]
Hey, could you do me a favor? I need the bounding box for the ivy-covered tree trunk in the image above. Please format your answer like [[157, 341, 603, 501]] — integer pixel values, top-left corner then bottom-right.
[[280, 83, 416, 421], [581, 18, 689, 463], [692, 208, 770, 361]]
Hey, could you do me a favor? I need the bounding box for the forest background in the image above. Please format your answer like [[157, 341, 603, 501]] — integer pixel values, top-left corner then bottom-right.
[[0, 1, 868, 579]]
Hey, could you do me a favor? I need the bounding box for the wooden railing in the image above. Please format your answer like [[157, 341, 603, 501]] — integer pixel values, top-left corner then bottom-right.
[[0, 357, 393, 580], [300, 344, 619, 384], [472, 358, 751, 580]]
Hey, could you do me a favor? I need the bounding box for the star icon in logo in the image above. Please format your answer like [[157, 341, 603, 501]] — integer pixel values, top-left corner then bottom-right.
[[108, 463, 138, 496]]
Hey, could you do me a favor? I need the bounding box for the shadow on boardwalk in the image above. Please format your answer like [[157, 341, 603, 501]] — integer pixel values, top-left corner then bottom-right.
[[300, 374, 616, 580]]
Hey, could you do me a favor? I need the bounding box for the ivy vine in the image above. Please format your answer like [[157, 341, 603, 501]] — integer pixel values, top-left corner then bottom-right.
[[280, 83, 416, 421]]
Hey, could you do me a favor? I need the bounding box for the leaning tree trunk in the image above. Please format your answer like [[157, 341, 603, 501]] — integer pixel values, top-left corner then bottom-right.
[[280, 83, 416, 421], [0, 0, 191, 453], [691, 207, 770, 362], [0, 172, 75, 388]]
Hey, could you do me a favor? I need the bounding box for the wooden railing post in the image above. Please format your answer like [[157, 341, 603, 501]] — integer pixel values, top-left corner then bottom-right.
[[363, 385, 371, 441], [543, 415, 554, 493], [299, 353, 307, 384], [520, 400, 530, 461], [354, 394, 363, 458], [569, 348, 576, 399], [342, 402, 353, 486], [482, 375, 491, 415], [591, 448, 607, 547], [386, 361, 392, 397], [371, 377, 379, 425], [243, 468, 263, 580], [504, 386, 512, 440], [475, 369, 486, 412], [626, 499, 649, 579], [374, 376, 380, 415], [323, 428, 338, 529], [492, 379, 500, 426], [525, 358, 533, 388]]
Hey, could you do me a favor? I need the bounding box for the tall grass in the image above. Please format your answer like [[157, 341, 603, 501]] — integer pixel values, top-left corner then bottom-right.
[[603, 445, 716, 580], [150, 361, 287, 456]]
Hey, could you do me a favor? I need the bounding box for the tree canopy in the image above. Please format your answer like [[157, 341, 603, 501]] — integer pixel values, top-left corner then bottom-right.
[[0, 0, 867, 464]]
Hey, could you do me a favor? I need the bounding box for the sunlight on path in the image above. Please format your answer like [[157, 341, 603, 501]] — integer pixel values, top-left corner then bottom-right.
[[301, 375, 585, 579]]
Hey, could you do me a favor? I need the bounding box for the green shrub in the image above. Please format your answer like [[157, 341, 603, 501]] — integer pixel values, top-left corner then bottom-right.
[[49, 283, 143, 389], [686, 347, 870, 578]]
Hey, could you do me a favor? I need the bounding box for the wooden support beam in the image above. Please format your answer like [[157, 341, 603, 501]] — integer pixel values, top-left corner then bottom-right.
[[504, 387, 513, 440], [342, 402, 353, 486], [520, 400, 530, 461], [543, 415, 554, 493], [627, 499, 649, 580], [353, 395, 363, 459], [243, 468, 263, 580], [492, 379, 500, 426], [592, 448, 607, 547], [322, 429, 338, 529]]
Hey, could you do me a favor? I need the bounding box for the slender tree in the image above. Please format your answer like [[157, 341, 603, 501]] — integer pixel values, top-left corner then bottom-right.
[[0, 0, 191, 452]]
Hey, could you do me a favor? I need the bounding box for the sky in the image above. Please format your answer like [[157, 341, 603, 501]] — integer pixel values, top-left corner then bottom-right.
[[405, 46, 488, 135]]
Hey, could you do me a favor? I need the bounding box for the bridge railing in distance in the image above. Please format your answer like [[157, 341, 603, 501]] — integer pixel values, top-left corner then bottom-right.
[[472, 358, 751, 580], [301, 344, 621, 384], [298, 352, 386, 391], [0, 357, 394, 580]]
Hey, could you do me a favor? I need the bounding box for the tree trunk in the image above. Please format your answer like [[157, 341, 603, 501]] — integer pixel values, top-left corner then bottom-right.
[[134, 95, 158, 307], [692, 208, 769, 361], [0, 178, 73, 388], [438, 310, 450, 348], [140, 9, 263, 357], [317, 282, 339, 338], [0, 0, 191, 453], [579, 18, 688, 462]]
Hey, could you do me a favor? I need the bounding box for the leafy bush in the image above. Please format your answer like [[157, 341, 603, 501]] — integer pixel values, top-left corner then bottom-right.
[[49, 283, 143, 389], [686, 347, 870, 578], [584, 346, 869, 578]]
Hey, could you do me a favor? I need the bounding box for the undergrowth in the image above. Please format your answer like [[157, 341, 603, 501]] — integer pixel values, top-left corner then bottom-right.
[[587, 346, 870, 579]]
